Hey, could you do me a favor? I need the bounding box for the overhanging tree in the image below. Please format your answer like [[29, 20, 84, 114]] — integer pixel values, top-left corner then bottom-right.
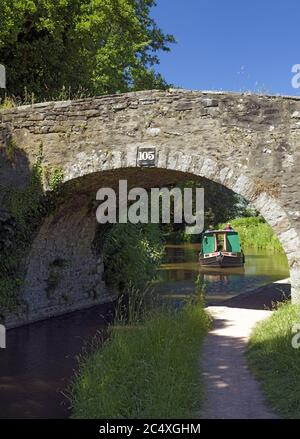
[[0, 0, 174, 100]]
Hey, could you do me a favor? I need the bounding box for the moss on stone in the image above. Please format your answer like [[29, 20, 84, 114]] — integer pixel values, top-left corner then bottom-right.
[[0, 144, 64, 320]]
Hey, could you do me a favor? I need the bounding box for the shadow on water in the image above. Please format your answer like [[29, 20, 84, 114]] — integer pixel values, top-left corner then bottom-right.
[[0, 302, 115, 419]]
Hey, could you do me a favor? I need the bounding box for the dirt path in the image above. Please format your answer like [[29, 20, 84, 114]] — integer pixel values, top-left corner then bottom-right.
[[200, 306, 278, 419]]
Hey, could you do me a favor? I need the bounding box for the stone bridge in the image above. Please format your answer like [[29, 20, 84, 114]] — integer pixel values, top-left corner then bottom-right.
[[1, 89, 300, 326]]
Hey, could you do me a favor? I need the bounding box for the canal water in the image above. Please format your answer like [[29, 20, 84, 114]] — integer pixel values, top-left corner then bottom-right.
[[0, 245, 289, 419], [157, 244, 289, 304]]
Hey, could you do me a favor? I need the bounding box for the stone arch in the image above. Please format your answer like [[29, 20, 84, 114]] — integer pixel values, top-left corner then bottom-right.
[[8, 148, 298, 328]]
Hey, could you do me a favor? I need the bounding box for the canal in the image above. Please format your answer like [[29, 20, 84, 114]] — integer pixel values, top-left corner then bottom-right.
[[0, 245, 289, 419], [157, 244, 289, 304]]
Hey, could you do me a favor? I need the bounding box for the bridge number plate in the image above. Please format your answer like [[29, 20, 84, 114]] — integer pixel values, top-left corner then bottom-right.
[[137, 147, 156, 167]]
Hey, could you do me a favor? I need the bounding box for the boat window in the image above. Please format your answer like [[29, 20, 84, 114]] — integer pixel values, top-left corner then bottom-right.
[[215, 233, 226, 251]]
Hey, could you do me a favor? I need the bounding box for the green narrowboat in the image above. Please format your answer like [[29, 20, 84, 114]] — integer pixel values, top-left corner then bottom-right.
[[199, 230, 245, 267]]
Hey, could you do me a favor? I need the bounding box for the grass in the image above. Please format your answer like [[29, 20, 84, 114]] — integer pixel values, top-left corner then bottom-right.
[[248, 302, 300, 418], [0, 96, 16, 110], [70, 299, 211, 419], [219, 217, 284, 253]]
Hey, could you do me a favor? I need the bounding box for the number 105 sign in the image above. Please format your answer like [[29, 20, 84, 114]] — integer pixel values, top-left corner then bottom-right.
[[137, 147, 156, 167]]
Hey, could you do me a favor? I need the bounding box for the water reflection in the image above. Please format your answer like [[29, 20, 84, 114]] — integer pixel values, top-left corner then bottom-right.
[[0, 303, 115, 419], [156, 244, 289, 304]]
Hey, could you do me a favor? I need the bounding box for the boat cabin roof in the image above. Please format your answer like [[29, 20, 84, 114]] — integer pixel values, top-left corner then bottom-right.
[[203, 229, 237, 235]]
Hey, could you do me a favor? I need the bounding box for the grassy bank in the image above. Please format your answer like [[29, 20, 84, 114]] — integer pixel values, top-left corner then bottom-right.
[[70, 300, 211, 419], [248, 302, 300, 418], [219, 217, 284, 253]]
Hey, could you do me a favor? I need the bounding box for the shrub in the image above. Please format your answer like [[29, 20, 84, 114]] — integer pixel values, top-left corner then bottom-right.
[[102, 223, 164, 292], [218, 217, 284, 253]]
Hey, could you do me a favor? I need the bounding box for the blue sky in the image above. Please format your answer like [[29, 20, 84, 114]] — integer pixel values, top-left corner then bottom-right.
[[151, 0, 300, 96]]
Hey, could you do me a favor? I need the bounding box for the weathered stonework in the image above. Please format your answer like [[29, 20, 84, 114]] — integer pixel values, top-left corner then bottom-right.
[[1, 89, 300, 326]]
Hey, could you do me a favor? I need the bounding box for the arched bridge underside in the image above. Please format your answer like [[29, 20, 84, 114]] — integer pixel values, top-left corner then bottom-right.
[[1, 89, 300, 326]]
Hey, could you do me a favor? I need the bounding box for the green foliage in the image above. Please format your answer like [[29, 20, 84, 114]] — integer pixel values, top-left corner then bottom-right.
[[113, 284, 159, 325], [248, 302, 300, 418], [194, 274, 208, 307], [102, 223, 164, 292], [0, 145, 64, 317], [200, 179, 242, 227], [0, 0, 174, 101], [70, 303, 211, 419], [7, 157, 44, 228], [5, 139, 17, 161], [0, 96, 16, 110], [218, 217, 284, 253], [0, 275, 23, 319], [0, 150, 44, 316], [48, 167, 64, 192], [162, 178, 243, 242]]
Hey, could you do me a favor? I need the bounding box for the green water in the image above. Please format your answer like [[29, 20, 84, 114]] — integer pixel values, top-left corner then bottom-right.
[[156, 244, 289, 303]]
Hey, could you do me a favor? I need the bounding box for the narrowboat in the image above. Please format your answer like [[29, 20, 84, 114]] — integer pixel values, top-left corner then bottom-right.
[[199, 230, 245, 267]]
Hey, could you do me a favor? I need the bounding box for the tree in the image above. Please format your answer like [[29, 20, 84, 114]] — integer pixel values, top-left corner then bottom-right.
[[0, 0, 174, 100], [160, 178, 246, 241]]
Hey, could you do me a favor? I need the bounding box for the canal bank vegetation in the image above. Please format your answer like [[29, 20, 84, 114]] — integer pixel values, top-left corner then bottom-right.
[[95, 223, 165, 293], [219, 217, 284, 253], [248, 301, 300, 418], [0, 145, 64, 319], [70, 279, 211, 419], [160, 179, 284, 254]]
